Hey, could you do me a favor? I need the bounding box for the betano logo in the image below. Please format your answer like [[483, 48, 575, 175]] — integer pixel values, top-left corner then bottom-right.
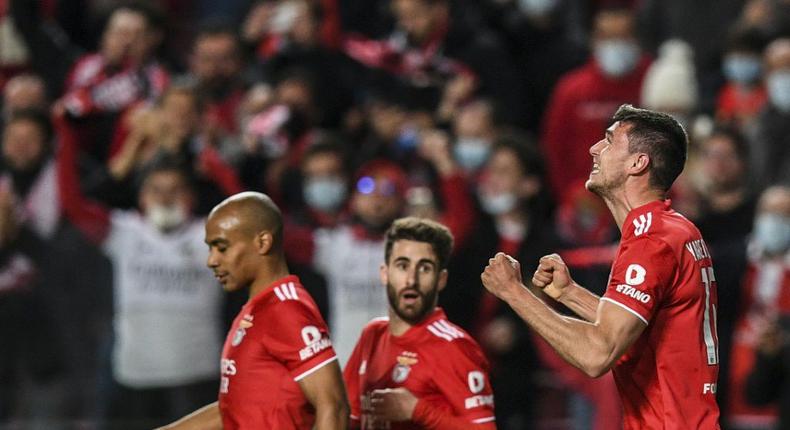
[[615, 284, 651, 303]]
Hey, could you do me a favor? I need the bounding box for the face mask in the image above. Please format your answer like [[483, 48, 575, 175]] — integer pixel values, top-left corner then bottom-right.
[[303, 177, 347, 212], [767, 70, 790, 113], [147, 204, 187, 231], [753, 213, 790, 255], [395, 127, 420, 153], [479, 190, 517, 215], [518, 0, 558, 17], [454, 138, 491, 171], [595, 40, 640, 78], [723, 55, 762, 85]]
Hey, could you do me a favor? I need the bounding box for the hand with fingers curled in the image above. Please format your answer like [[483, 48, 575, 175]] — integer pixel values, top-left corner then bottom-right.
[[368, 388, 418, 423], [481, 252, 524, 300], [531, 253, 574, 302]]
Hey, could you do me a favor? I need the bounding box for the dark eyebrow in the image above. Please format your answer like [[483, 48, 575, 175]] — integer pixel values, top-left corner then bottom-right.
[[206, 238, 229, 247], [606, 130, 613, 141], [393, 256, 437, 269]]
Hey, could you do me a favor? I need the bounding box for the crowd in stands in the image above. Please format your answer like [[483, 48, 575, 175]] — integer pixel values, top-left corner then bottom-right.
[[0, 0, 788, 429]]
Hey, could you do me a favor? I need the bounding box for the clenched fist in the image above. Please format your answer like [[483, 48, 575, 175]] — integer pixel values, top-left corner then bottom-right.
[[531, 254, 574, 301], [481, 252, 523, 300]]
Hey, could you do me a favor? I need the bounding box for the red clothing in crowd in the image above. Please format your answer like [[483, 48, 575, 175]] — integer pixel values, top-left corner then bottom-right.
[[541, 57, 650, 196]]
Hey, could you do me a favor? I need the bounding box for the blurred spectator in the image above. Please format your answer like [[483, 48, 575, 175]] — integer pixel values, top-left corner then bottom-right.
[[2, 74, 47, 121], [744, 37, 790, 191], [694, 126, 758, 424], [188, 21, 245, 143], [248, 0, 359, 128], [716, 26, 768, 127], [641, 39, 698, 128], [57, 117, 223, 428], [636, 0, 744, 114], [108, 83, 243, 213], [0, 110, 66, 422], [342, 0, 523, 123], [56, 2, 169, 161], [541, 7, 650, 197], [728, 185, 790, 430], [444, 136, 550, 430], [450, 99, 498, 176], [479, 0, 588, 131]]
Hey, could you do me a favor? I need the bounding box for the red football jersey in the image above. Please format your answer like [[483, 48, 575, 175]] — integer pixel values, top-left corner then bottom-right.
[[601, 200, 721, 429], [218, 275, 337, 429], [344, 308, 496, 429]]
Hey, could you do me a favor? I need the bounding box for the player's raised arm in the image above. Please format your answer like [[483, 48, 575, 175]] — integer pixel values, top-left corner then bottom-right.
[[297, 360, 349, 430], [156, 402, 222, 430], [531, 253, 601, 322], [483, 252, 646, 377]]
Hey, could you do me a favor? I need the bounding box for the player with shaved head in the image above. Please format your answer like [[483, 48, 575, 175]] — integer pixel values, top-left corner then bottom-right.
[[161, 192, 349, 429]]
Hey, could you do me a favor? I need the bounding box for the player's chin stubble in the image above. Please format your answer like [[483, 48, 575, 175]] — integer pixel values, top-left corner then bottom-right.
[[387, 282, 438, 324]]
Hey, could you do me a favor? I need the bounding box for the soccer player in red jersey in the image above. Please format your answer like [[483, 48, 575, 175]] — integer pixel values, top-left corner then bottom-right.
[[482, 104, 721, 429], [344, 217, 496, 429], [161, 192, 349, 429]]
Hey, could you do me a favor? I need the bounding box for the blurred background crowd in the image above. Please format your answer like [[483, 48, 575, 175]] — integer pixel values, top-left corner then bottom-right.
[[0, 0, 788, 429]]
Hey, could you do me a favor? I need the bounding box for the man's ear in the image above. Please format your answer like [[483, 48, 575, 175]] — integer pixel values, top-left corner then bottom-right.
[[628, 153, 650, 176], [255, 231, 274, 255], [379, 263, 389, 287], [437, 269, 448, 292]]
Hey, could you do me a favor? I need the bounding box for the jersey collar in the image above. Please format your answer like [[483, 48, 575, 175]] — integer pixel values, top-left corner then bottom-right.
[[392, 307, 448, 343], [622, 199, 670, 238]]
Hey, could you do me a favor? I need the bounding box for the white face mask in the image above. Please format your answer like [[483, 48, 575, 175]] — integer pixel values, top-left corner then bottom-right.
[[595, 39, 640, 78], [766, 70, 790, 113], [479, 190, 517, 215], [453, 138, 491, 171], [753, 213, 790, 255], [146, 204, 187, 231], [303, 177, 347, 212]]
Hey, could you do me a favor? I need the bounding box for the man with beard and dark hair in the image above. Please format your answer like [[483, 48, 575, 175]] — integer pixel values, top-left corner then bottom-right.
[[482, 104, 721, 429], [343, 217, 496, 429]]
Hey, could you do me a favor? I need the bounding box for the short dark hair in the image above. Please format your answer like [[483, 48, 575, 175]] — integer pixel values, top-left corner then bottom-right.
[[384, 217, 454, 270], [193, 19, 242, 52], [137, 159, 195, 195], [612, 104, 688, 192], [301, 137, 350, 171], [110, 1, 165, 31], [706, 123, 749, 161]]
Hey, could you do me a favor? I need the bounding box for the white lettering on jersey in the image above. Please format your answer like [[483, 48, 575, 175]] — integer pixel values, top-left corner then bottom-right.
[[301, 326, 321, 345], [468, 371, 485, 394], [703, 383, 717, 394], [464, 394, 494, 409], [299, 326, 332, 360], [219, 358, 236, 394], [684, 239, 711, 261], [615, 284, 651, 303], [625, 264, 646, 286], [426, 320, 465, 341], [632, 213, 652, 236], [273, 282, 299, 301]]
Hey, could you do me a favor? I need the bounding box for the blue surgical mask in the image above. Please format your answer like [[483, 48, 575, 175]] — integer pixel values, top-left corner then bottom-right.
[[303, 177, 347, 212], [595, 40, 640, 78], [395, 127, 420, 153], [478, 190, 517, 215], [518, 0, 558, 17], [454, 138, 491, 171], [767, 70, 790, 113], [753, 213, 790, 255], [723, 55, 762, 85]]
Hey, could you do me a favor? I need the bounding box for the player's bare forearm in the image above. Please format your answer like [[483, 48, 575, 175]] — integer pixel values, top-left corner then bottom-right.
[[558, 283, 601, 322], [156, 402, 222, 430], [299, 360, 350, 429], [500, 280, 642, 377]]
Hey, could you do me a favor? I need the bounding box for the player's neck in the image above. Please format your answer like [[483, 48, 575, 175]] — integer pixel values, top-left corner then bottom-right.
[[248, 260, 291, 300], [388, 310, 413, 336], [603, 185, 665, 232]]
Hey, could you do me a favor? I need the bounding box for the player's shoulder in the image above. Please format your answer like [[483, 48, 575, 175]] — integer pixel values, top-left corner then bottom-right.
[[423, 317, 485, 356], [623, 201, 698, 248], [358, 316, 390, 338], [255, 278, 321, 315]]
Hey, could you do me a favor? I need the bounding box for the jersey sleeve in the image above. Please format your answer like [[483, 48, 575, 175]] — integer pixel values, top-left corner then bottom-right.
[[419, 340, 496, 425], [260, 299, 337, 381], [601, 236, 677, 325]]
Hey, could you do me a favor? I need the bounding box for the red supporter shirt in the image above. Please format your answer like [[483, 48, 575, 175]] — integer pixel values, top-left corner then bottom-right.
[[601, 200, 721, 429], [218, 275, 337, 429], [344, 309, 496, 429]]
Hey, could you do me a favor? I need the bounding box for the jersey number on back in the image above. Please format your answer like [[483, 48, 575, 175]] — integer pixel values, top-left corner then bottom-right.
[[701, 267, 719, 365]]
